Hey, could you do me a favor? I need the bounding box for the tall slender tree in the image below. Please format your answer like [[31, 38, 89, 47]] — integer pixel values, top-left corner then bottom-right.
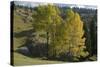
[[64, 9, 89, 60], [90, 14, 97, 56], [33, 4, 62, 57]]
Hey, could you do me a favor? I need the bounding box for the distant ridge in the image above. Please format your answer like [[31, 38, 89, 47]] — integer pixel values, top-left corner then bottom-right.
[[14, 1, 97, 9]]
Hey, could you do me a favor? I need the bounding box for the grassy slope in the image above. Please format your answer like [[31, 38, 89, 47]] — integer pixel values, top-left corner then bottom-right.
[[13, 10, 63, 66], [14, 52, 63, 66]]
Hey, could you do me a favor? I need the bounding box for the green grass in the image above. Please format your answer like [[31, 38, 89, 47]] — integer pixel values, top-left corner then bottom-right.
[[13, 37, 26, 50], [14, 11, 33, 32], [89, 55, 97, 61], [13, 52, 63, 66]]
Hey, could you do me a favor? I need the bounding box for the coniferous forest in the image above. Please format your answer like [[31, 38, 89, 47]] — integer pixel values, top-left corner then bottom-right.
[[11, 1, 97, 66]]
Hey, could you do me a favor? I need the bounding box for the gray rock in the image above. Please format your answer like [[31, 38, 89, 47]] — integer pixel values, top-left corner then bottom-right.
[[17, 46, 31, 56]]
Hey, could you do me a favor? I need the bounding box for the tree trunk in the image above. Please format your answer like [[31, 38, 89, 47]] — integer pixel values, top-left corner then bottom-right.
[[46, 31, 49, 57]]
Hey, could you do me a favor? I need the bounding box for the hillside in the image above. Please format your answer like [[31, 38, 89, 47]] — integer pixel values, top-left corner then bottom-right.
[[12, 3, 97, 66]]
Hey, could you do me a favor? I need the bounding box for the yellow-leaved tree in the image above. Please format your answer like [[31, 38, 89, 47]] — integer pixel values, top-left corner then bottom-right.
[[64, 9, 89, 61], [33, 4, 62, 57]]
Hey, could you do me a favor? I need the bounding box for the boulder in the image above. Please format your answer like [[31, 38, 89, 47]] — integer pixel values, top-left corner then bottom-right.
[[17, 46, 31, 56]]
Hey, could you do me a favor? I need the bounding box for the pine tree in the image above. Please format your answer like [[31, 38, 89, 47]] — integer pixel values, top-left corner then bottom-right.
[[90, 14, 97, 55]]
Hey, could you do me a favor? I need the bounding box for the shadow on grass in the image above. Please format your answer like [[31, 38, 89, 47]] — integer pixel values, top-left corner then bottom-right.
[[15, 42, 48, 58], [15, 46, 74, 62], [13, 29, 35, 38]]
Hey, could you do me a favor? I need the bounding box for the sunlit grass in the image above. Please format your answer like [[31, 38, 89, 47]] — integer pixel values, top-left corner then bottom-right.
[[13, 52, 63, 66]]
